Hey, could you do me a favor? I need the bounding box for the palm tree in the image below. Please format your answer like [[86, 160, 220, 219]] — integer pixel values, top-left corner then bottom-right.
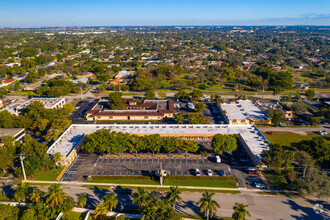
[[77, 193, 87, 208], [45, 184, 66, 207], [103, 194, 118, 212], [29, 188, 41, 203], [197, 191, 220, 220], [14, 182, 30, 202], [132, 188, 148, 207], [165, 186, 182, 210], [232, 203, 251, 220], [94, 203, 108, 219]]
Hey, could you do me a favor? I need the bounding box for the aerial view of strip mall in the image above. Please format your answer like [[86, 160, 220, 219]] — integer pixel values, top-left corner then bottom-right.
[[0, 1, 329, 219]]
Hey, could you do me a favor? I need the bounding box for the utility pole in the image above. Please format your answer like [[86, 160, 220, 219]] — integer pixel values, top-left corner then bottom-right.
[[80, 86, 83, 101], [160, 161, 163, 185], [20, 155, 26, 181]]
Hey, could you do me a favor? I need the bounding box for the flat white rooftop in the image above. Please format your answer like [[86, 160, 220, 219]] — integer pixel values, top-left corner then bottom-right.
[[221, 100, 269, 121], [47, 124, 270, 164], [17, 97, 65, 109]]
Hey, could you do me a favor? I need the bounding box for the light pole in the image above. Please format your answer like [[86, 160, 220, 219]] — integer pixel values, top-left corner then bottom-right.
[[19, 155, 27, 181]]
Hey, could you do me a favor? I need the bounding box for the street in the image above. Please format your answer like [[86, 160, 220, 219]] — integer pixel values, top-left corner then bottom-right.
[[1, 181, 328, 220]]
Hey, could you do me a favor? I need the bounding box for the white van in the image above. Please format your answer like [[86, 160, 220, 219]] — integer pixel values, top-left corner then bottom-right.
[[215, 155, 221, 163]]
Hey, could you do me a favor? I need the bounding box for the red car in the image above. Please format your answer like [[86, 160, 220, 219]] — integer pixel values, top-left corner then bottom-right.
[[247, 167, 257, 174]]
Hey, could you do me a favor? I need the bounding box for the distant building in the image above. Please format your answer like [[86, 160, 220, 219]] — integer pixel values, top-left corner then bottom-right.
[[115, 70, 134, 79], [86, 99, 174, 121], [1, 97, 65, 115], [220, 100, 271, 125], [257, 100, 293, 119], [0, 128, 25, 143], [294, 84, 309, 90], [1, 78, 16, 87]]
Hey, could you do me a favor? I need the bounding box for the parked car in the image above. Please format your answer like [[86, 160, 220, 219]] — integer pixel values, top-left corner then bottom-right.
[[240, 158, 250, 164], [220, 169, 226, 176], [318, 130, 328, 135], [195, 168, 201, 176], [207, 169, 213, 176], [247, 175, 261, 182], [215, 155, 221, 163], [253, 181, 265, 189], [247, 167, 257, 175]]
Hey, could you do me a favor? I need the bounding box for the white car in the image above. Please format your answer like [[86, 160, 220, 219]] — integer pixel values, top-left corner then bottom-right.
[[318, 130, 327, 135], [195, 168, 201, 176], [207, 169, 213, 176]]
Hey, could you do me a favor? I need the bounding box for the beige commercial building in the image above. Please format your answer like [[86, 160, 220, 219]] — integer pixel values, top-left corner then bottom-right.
[[221, 100, 271, 125], [86, 99, 174, 121]]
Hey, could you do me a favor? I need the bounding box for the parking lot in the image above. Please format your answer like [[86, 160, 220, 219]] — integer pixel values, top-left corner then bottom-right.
[[62, 154, 231, 181], [62, 150, 261, 189]]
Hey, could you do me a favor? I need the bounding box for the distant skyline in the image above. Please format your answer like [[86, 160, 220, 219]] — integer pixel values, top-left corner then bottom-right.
[[0, 0, 329, 27]]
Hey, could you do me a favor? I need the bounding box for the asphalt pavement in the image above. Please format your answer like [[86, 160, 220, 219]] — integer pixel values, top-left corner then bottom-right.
[[2, 181, 328, 220]]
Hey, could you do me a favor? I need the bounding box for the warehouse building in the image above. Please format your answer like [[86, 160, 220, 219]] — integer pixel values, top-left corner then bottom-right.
[[220, 100, 271, 125], [47, 124, 270, 166]]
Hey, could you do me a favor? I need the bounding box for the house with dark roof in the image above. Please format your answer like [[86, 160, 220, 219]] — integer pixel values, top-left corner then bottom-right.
[[86, 99, 174, 121]]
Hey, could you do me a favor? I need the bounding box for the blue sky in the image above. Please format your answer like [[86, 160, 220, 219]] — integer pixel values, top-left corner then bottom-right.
[[0, 0, 329, 27]]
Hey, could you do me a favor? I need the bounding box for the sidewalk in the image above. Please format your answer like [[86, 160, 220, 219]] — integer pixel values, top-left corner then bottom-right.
[[22, 180, 297, 194]]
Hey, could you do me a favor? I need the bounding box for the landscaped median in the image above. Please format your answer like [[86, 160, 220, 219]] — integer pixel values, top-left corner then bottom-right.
[[86, 175, 238, 188], [163, 176, 238, 188]]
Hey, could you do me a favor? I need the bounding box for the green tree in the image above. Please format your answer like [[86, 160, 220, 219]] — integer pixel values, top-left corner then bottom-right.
[[54, 152, 62, 163], [310, 117, 321, 125], [29, 188, 42, 203], [294, 94, 302, 101], [0, 137, 16, 170], [21, 208, 36, 220], [103, 194, 118, 212], [188, 113, 210, 124], [195, 103, 206, 112], [295, 151, 315, 178], [305, 90, 316, 100], [144, 90, 156, 99], [108, 92, 124, 109], [297, 137, 330, 164], [175, 90, 190, 101], [60, 196, 75, 214], [0, 204, 20, 220], [94, 203, 108, 219], [14, 182, 30, 202], [212, 134, 237, 155], [296, 167, 330, 197], [268, 109, 285, 125], [165, 186, 182, 210], [191, 89, 203, 101], [291, 103, 307, 115], [197, 191, 220, 220], [77, 193, 87, 208], [132, 188, 149, 207], [174, 112, 185, 124], [45, 184, 67, 207], [0, 88, 8, 98], [232, 203, 251, 220]]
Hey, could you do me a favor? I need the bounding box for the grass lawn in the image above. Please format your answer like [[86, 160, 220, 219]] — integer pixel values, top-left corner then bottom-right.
[[86, 176, 159, 185], [62, 212, 91, 220], [180, 214, 233, 220], [262, 131, 328, 146], [33, 166, 64, 181], [0, 195, 16, 202], [263, 171, 289, 190], [163, 178, 238, 188]]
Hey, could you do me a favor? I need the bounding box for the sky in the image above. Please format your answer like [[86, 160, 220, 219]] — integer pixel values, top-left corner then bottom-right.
[[0, 0, 329, 27]]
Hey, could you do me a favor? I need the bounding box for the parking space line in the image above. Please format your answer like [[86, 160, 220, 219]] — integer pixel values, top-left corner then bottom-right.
[[242, 178, 247, 188]]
